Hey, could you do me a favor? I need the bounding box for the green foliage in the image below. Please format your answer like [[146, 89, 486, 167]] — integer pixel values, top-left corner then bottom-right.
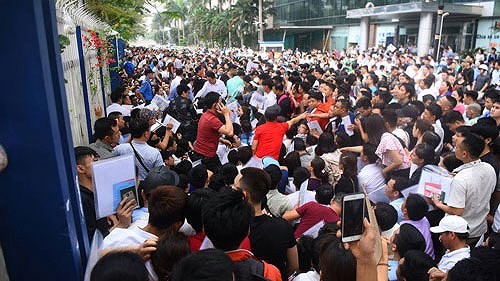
[[151, 0, 274, 48], [85, 0, 146, 40], [59, 34, 70, 53]]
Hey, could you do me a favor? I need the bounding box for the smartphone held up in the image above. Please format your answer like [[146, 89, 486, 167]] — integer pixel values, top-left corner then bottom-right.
[[341, 193, 366, 243]]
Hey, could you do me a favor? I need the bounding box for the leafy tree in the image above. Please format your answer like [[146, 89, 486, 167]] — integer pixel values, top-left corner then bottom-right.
[[85, 0, 146, 40], [228, 0, 274, 48]]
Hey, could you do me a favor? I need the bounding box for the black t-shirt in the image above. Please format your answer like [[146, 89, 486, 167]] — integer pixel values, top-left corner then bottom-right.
[[335, 175, 358, 195], [249, 215, 296, 279], [193, 77, 206, 95], [481, 152, 500, 180], [79, 185, 109, 241]]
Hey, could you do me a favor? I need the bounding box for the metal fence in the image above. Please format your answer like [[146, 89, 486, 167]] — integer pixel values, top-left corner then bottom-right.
[[56, 0, 114, 146]]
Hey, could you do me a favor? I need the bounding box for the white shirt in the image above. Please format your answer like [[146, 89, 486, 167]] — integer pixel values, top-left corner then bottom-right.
[[438, 246, 470, 273], [417, 87, 438, 101], [492, 69, 500, 88], [262, 91, 277, 111], [358, 163, 389, 204], [169, 76, 183, 96], [447, 160, 496, 237], [106, 103, 130, 116], [433, 120, 445, 154], [493, 205, 500, 232], [195, 79, 227, 99], [294, 270, 320, 281], [101, 227, 158, 281]]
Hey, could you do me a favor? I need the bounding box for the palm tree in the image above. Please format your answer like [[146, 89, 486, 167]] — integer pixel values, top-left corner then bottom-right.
[[161, 0, 189, 45], [228, 0, 274, 48]]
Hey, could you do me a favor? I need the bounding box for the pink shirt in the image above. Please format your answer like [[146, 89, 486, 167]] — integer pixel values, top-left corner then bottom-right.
[[376, 132, 411, 170]]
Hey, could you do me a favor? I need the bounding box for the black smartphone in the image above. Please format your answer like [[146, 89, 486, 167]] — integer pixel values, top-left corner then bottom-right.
[[342, 193, 366, 243]]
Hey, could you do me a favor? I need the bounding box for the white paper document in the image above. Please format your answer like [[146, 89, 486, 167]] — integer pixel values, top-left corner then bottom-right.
[[92, 155, 138, 219], [162, 114, 181, 133]]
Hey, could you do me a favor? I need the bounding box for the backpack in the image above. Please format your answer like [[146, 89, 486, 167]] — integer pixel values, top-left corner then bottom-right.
[[232, 258, 268, 281], [278, 92, 294, 118]]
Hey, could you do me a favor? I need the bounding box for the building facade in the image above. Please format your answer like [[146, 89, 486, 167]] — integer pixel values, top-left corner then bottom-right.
[[265, 0, 500, 55]]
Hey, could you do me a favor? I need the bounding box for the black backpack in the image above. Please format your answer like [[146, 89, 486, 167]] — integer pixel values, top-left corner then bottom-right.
[[232, 258, 268, 281]]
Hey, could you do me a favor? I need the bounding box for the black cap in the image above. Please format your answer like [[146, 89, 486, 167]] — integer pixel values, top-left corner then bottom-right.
[[142, 166, 179, 194]]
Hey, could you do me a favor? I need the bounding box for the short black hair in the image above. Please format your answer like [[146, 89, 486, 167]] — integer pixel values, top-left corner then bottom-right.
[[239, 167, 271, 203], [170, 249, 233, 281], [315, 184, 334, 205], [108, 111, 123, 120], [185, 188, 215, 233], [391, 176, 410, 193], [74, 146, 98, 165], [356, 96, 372, 109], [237, 146, 253, 165], [382, 109, 398, 128], [151, 232, 190, 281], [202, 189, 254, 251], [91, 251, 148, 281], [129, 118, 150, 139], [93, 117, 117, 140], [148, 186, 187, 231], [220, 163, 238, 186], [110, 87, 124, 103], [374, 202, 398, 232], [447, 258, 495, 281], [464, 90, 479, 101], [308, 89, 324, 101], [176, 84, 190, 96], [262, 79, 273, 89], [425, 102, 442, 120], [202, 92, 220, 109], [263, 164, 282, 190], [205, 71, 216, 79], [460, 132, 485, 158], [444, 110, 465, 124], [421, 131, 441, 150], [405, 194, 428, 221], [188, 164, 208, 190], [398, 250, 436, 281], [471, 122, 499, 141]]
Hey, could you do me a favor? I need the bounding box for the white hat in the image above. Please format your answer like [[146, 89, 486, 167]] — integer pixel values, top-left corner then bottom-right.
[[479, 64, 489, 71], [430, 215, 469, 234]]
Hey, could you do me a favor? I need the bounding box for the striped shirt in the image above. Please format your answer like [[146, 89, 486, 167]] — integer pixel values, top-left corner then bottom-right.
[[112, 140, 164, 180]]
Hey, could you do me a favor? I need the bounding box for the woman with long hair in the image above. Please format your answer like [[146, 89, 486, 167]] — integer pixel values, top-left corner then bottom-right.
[[362, 114, 411, 178], [308, 157, 329, 191], [314, 133, 342, 186], [334, 152, 359, 194]]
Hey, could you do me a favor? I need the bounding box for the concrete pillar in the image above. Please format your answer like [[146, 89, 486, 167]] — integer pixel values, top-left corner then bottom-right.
[[418, 12, 433, 56], [360, 17, 369, 51]]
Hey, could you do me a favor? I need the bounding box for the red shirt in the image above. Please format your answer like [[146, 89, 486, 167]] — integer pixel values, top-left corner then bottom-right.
[[254, 121, 289, 160], [193, 110, 223, 157], [310, 104, 329, 130], [188, 232, 252, 252], [294, 202, 340, 239], [188, 232, 205, 252]]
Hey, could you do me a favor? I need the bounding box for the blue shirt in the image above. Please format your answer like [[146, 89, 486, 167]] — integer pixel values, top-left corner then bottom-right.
[[139, 77, 153, 101], [123, 61, 134, 77]]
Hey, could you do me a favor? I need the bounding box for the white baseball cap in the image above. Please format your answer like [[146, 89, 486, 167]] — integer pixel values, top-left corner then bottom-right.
[[479, 64, 488, 71], [430, 215, 469, 234]]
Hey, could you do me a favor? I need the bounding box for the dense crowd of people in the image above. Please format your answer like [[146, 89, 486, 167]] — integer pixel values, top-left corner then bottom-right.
[[79, 45, 500, 281]]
